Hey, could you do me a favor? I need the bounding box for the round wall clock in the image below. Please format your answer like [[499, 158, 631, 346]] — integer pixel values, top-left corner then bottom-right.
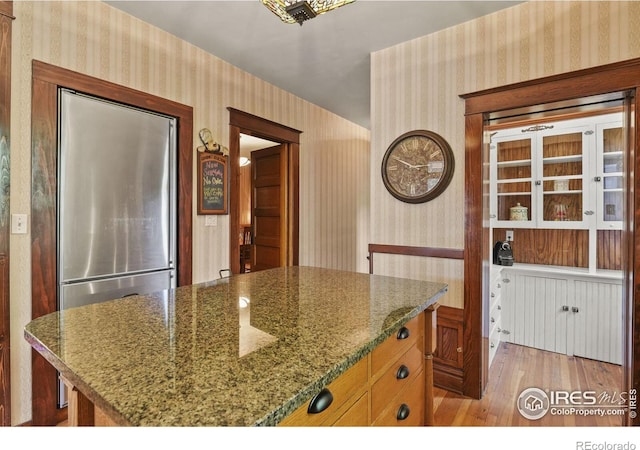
[[381, 130, 455, 203]]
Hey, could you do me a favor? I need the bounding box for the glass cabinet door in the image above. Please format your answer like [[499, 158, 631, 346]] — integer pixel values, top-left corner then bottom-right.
[[597, 119, 624, 229], [492, 133, 534, 225], [538, 126, 589, 228]]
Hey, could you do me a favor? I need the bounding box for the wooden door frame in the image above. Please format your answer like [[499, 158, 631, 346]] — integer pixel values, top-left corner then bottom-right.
[[461, 58, 640, 425], [0, 0, 12, 427], [30, 60, 193, 425], [227, 108, 300, 274]]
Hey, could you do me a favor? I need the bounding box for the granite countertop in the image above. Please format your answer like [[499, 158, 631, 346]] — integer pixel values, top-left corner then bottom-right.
[[25, 266, 448, 426]]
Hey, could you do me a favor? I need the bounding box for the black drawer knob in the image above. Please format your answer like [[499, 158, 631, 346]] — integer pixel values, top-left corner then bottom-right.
[[396, 326, 410, 340], [396, 364, 410, 380], [307, 388, 333, 414], [397, 403, 411, 421]]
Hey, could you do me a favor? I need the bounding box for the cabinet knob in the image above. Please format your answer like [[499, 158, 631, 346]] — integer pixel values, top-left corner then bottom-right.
[[535, 180, 542, 186], [584, 210, 595, 216], [396, 365, 410, 380], [307, 388, 333, 414], [562, 305, 569, 312], [572, 306, 580, 313], [456, 347, 462, 353], [594, 176, 602, 182], [396, 326, 410, 340], [490, 342, 495, 348], [396, 404, 411, 421], [491, 317, 495, 323]]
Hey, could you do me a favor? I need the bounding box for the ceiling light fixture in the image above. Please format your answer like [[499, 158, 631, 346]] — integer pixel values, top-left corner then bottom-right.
[[261, 0, 355, 26]]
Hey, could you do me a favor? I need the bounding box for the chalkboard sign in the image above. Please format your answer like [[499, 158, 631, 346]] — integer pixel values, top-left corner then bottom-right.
[[197, 152, 228, 215]]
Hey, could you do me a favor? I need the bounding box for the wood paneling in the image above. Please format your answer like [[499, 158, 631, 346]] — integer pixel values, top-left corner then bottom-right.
[[598, 229, 623, 270], [493, 228, 589, 268], [433, 305, 464, 394], [0, 0, 10, 427], [30, 61, 193, 426]]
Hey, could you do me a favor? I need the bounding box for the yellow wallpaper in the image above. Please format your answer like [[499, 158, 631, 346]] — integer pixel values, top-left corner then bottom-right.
[[9, 1, 369, 424], [370, 1, 640, 310]]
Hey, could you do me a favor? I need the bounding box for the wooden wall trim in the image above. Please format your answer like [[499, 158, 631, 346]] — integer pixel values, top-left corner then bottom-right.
[[367, 244, 464, 275], [227, 108, 301, 144], [0, 1, 13, 19], [461, 57, 640, 115], [30, 61, 193, 425], [463, 113, 485, 400], [461, 58, 640, 415], [0, 0, 11, 426]]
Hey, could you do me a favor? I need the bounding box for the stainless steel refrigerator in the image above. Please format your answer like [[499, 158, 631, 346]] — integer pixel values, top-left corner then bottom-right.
[[57, 90, 177, 405]]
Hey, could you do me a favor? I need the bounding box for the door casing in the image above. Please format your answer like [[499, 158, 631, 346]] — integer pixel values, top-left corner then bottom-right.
[[227, 108, 300, 275]]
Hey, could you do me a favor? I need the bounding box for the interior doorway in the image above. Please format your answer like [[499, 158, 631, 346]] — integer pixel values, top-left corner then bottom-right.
[[461, 59, 640, 427], [228, 108, 301, 275], [238, 134, 279, 273], [484, 95, 629, 423]]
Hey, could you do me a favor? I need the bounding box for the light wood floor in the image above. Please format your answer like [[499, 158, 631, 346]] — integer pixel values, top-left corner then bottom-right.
[[433, 342, 625, 426]]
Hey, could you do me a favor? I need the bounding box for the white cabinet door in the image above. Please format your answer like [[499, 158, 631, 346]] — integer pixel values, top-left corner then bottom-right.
[[503, 272, 569, 353], [572, 280, 623, 364]]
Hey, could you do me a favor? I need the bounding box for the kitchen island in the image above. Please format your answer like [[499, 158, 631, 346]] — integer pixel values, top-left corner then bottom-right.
[[25, 266, 447, 426]]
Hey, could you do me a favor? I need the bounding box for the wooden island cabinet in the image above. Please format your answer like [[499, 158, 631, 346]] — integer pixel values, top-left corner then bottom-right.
[[25, 267, 446, 427], [280, 308, 437, 427]]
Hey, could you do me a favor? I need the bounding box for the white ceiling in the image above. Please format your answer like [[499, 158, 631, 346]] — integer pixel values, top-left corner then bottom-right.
[[105, 0, 522, 130]]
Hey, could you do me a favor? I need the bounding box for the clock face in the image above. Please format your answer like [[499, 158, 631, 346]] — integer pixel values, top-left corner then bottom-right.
[[381, 130, 454, 203]]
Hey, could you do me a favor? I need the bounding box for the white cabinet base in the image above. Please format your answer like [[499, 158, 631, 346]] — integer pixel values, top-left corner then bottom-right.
[[499, 265, 622, 365]]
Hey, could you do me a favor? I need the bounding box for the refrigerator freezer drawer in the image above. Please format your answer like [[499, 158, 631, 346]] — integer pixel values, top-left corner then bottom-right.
[[60, 270, 174, 311]]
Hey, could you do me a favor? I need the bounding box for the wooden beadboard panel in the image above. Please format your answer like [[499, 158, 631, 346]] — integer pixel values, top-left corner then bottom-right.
[[493, 228, 589, 268], [598, 229, 623, 270], [493, 228, 622, 270]]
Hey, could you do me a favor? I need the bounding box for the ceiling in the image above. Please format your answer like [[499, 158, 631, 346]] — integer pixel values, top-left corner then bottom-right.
[[105, 0, 523, 130]]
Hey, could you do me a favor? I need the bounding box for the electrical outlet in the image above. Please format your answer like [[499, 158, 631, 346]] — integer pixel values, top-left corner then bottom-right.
[[205, 216, 217, 227], [505, 230, 514, 242], [11, 214, 28, 234]]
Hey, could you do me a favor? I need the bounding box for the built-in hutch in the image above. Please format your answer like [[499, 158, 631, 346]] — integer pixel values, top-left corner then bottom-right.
[[488, 110, 624, 367]]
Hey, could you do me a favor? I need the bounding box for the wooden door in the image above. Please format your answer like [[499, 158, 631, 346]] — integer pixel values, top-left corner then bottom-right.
[[251, 145, 287, 272]]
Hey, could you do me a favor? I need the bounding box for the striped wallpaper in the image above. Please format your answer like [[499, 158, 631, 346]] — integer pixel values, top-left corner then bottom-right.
[[370, 1, 640, 311], [10, 0, 369, 424], [8, 0, 640, 425]]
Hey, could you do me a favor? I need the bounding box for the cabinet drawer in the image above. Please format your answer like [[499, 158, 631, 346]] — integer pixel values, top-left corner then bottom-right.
[[332, 391, 369, 426], [371, 315, 422, 376], [279, 356, 368, 426], [371, 343, 423, 419], [372, 368, 424, 427]]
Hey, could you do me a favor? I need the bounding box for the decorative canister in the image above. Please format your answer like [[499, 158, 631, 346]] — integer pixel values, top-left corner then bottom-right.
[[510, 202, 528, 221]]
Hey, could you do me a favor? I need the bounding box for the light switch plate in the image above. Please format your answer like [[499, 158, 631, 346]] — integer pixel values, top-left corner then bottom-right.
[[205, 216, 217, 227], [11, 214, 28, 234]]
